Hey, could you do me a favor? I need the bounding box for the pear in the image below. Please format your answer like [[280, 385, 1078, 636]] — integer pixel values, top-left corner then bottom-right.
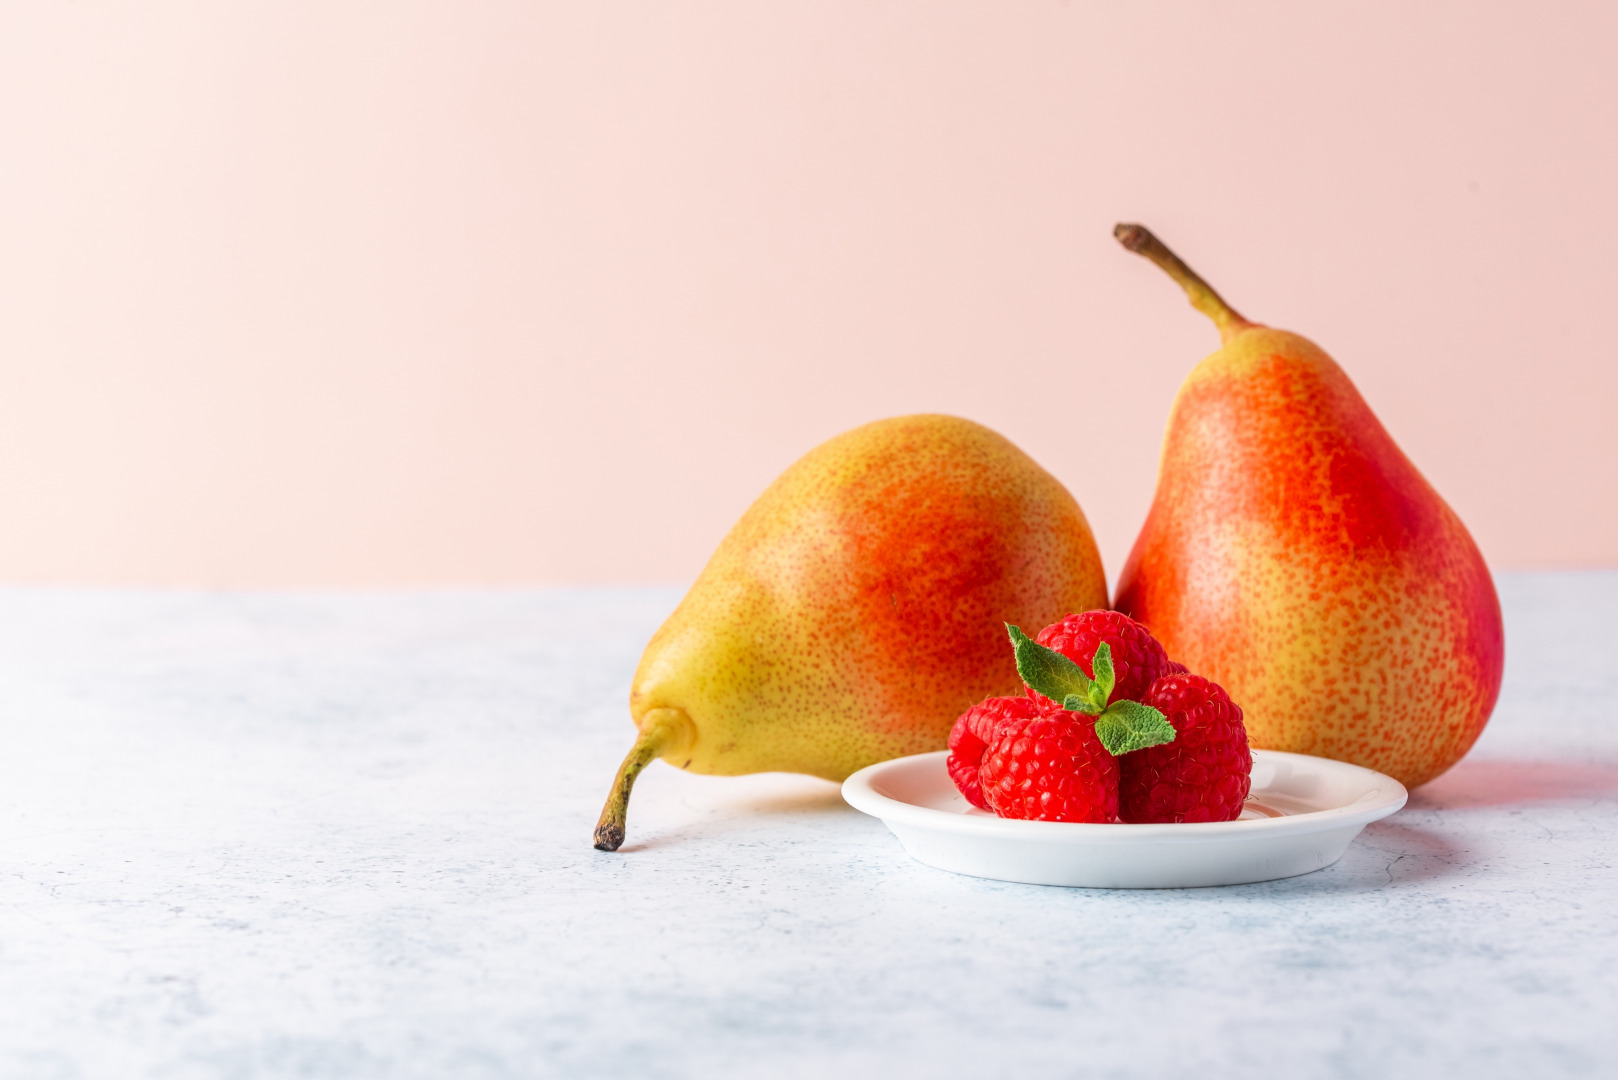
[[594, 414, 1107, 849], [1111, 224, 1504, 788]]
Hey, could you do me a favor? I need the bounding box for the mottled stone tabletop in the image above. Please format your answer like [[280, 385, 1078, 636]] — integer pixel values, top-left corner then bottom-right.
[[1, 574, 1615, 1079]]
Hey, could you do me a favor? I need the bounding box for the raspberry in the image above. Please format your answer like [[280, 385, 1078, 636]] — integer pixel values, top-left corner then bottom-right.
[[977, 709, 1118, 823], [947, 695, 1044, 810], [1033, 610, 1171, 706], [1119, 673, 1252, 823], [1161, 659, 1189, 676]]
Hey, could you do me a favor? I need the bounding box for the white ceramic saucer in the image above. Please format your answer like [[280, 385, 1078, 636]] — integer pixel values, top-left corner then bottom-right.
[[842, 748, 1407, 889]]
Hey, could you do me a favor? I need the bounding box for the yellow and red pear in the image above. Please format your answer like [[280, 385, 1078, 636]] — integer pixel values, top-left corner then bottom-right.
[[594, 414, 1108, 850], [1112, 225, 1503, 788]]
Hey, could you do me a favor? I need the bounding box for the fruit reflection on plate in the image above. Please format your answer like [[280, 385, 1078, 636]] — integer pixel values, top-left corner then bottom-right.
[[842, 749, 1406, 889]]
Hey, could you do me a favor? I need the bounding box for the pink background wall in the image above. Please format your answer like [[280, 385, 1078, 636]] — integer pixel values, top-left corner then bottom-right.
[[2, 2, 1614, 588]]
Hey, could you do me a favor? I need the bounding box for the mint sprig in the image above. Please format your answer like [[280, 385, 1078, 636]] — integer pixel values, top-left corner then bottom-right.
[[1007, 624, 1107, 715], [1005, 623, 1177, 757], [1095, 700, 1176, 755]]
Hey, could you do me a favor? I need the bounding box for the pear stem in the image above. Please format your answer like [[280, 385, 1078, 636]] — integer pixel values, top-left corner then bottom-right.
[[1114, 224, 1252, 343], [593, 708, 693, 852]]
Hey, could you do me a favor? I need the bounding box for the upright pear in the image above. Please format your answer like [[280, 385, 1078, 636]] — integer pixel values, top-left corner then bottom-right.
[[1112, 224, 1503, 788], [594, 414, 1107, 849]]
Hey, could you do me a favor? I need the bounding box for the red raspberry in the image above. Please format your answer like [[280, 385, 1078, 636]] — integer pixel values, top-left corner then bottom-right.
[[977, 710, 1118, 823], [1119, 673, 1252, 823], [1161, 659, 1189, 676], [947, 695, 1044, 810], [1033, 610, 1171, 705]]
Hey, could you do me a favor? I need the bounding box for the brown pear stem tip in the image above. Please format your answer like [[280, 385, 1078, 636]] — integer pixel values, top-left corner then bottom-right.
[[1113, 223, 1251, 343], [592, 708, 693, 852]]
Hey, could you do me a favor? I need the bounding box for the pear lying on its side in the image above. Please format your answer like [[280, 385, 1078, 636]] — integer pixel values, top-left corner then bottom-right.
[[594, 414, 1107, 849], [1112, 224, 1503, 788]]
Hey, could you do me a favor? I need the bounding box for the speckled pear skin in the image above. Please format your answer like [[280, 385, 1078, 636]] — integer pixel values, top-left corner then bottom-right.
[[1114, 327, 1504, 788], [630, 414, 1108, 782]]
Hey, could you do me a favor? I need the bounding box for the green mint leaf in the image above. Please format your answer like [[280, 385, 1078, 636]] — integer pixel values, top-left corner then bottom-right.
[[1091, 642, 1116, 704], [1093, 699, 1177, 757], [1006, 624, 1098, 706], [1061, 693, 1102, 717]]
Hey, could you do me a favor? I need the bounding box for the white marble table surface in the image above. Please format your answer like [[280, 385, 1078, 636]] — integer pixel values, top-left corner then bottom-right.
[[1, 573, 1615, 1079]]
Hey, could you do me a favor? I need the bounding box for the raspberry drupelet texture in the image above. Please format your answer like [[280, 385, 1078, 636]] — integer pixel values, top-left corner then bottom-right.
[[947, 695, 1044, 810], [1120, 673, 1252, 823], [1033, 610, 1172, 706], [977, 710, 1119, 823]]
